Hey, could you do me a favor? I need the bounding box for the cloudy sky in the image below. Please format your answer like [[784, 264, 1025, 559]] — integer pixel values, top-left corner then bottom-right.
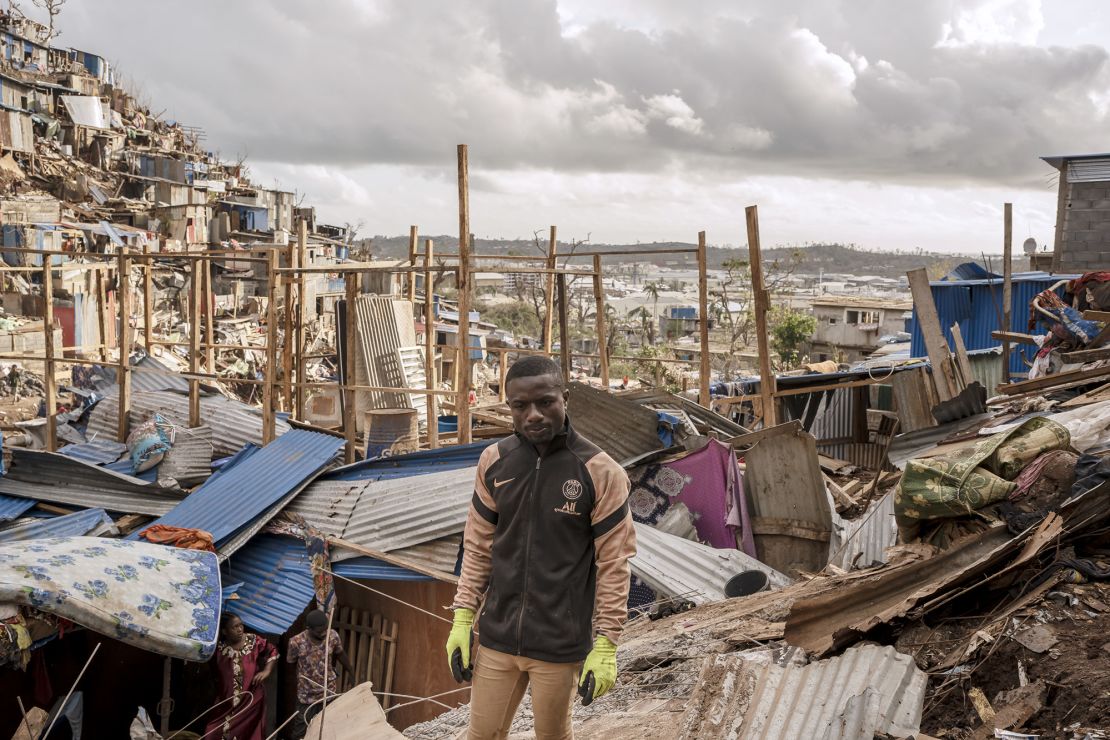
[[45, 0, 1110, 252]]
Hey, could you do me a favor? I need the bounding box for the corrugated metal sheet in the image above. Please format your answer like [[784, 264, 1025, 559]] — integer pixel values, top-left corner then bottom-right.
[[888, 413, 995, 470], [0, 494, 36, 522], [325, 440, 494, 482], [683, 644, 926, 739], [568, 382, 663, 466], [158, 423, 214, 487], [134, 430, 344, 553], [386, 535, 462, 574], [223, 534, 428, 636], [58, 438, 126, 465], [223, 534, 316, 635], [0, 508, 115, 543], [621, 388, 749, 438], [289, 466, 475, 554], [93, 354, 206, 396], [632, 523, 791, 605], [827, 491, 896, 570], [1068, 157, 1110, 183], [968, 346, 1005, 396], [351, 295, 419, 429], [87, 390, 291, 458], [909, 273, 1076, 376], [0, 448, 185, 515]]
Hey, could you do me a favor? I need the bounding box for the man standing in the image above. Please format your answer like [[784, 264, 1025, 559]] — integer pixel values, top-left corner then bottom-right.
[[286, 609, 354, 739], [446, 356, 637, 739]]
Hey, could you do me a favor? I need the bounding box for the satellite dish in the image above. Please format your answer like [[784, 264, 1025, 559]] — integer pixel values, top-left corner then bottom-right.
[[1022, 237, 1037, 256]]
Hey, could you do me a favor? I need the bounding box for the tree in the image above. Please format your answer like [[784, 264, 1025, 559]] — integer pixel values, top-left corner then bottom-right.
[[709, 251, 802, 377], [770, 308, 816, 370], [32, 0, 65, 41]]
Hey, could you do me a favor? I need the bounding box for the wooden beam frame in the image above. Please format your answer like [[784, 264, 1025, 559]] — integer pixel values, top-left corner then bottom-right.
[[697, 230, 711, 409], [456, 144, 473, 444], [746, 206, 777, 426]]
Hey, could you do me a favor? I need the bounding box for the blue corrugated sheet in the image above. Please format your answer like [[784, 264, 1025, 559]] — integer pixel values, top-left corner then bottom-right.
[[223, 534, 426, 635], [0, 507, 113, 543], [324, 439, 495, 482], [132, 430, 343, 547], [223, 534, 317, 635], [909, 272, 1078, 376], [59, 439, 127, 465], [0, 494, 36, 522]]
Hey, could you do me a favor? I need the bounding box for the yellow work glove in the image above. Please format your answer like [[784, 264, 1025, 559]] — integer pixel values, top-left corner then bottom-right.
[[445, 608, 475, 682], [579, 635, 618, 703]]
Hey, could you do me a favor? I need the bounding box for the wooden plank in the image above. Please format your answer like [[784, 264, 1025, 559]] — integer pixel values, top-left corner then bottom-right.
[[343, 277, 358, 463], [424, 239, 439, 449], [746, 206, 777, 426], [1060, 346, 1110, 363], [697, 230, 711, 409], [557, 272, 571, 380], [950, 324, 974, 388], [262, 251, 278, 443], [991, 330, 1040, 345], [407, 225, 418, 303], [96, 267, 109, 362], [1083, 310, 1110, 322], [543, 225, 556, 354], [1002, 203, 1013, 385], [358, 611, 373, 686], [997, 364, 1110, 395], [188, 258, 201, 427], [295, 219, 308, 420], [381, 619, 398, 710], [742, 427, 832, 575], [592, 255, 610, 388], [456, 144, 473, 445], [907, 267, 958, 400], [281, 241, 294, 412], [117, 248, 132, 442], [328, 536, 460, 583], [42, 259, 56, 452], [723, 419, 802, 449]]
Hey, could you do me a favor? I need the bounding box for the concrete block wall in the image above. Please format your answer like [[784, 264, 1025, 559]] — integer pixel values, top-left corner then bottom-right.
[[1059, 181, 1110, 271]]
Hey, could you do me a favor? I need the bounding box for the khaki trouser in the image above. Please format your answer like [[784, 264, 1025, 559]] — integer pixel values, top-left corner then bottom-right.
[[463, 646, 583, 740]]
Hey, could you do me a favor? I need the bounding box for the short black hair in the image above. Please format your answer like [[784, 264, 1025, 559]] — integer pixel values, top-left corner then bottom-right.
[[505, 355, 563, 387], [220, 611, 241, 631], [305, 609, 328, 628]]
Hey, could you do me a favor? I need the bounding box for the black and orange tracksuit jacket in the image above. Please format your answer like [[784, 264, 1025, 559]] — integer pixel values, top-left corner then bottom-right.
[[452, 420, 637, 663]]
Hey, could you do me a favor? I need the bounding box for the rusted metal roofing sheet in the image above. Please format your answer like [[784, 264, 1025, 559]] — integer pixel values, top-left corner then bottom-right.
[[0, 448, 185, 515], [288, 466, 475, 553], [86, 390, 290, 459], [567, 382, 663, 466], [632, 523, 791, 604], [620, 388, 749, 438], [682, 644, 926, 739]]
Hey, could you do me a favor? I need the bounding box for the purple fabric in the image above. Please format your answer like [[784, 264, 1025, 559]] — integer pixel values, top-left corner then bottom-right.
[[666, 439, 755, 555]]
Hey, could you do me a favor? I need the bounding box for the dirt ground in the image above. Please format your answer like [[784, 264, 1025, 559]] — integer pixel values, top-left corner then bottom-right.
[[920, 582, 1110, 737]]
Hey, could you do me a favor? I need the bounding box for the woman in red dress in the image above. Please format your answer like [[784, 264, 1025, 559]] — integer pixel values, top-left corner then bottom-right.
[[204, 612, 279, 740]]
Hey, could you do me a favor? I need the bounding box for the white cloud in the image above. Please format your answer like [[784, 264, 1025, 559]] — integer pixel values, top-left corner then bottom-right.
[[643, 93, 704, 135]]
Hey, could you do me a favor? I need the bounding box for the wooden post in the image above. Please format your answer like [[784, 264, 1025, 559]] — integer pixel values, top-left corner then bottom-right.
[[557, 272, 571, 380], [118, 248, 132, 441], [95, 265, 108, 362], [543, 225, 557, 354], [188, 258, 201, 427], [282, 238, 295, 412], [907, 267, 958, 401], [142, 242, 153, 357], [343, 273, 358, 463], [295, 219, 308, 420], [1002, 202, 1013, 385], [456, 144, 473, 444], [262, 250, 278, 444], [697, 231, 711, 408], [407, 225, 418, 302], [746, 206, 777, 426], [42, 259, 56, 451], [423, 239, 438, 449], [592, 255, 610, 389], [203, 257, 215, 373], [951, 324, 974, 387], [498, 347, 508, 402]]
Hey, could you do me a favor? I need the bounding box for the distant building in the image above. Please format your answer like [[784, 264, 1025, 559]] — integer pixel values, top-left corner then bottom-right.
[[1042, 152, 1110, 272], [807, 296, 912, 362]]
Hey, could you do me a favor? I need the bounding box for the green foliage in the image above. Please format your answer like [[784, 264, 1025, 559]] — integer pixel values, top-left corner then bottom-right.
[[475, 300, 542, 338], [770, 308, 817, 369]]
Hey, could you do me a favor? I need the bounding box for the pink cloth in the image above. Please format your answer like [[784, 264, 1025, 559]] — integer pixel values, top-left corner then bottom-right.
[[667, 439, 756, 555]]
